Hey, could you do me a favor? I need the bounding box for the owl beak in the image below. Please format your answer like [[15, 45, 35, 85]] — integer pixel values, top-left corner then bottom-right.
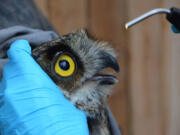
[[100, 51, 120, 73], [89, 51, 119, 85]]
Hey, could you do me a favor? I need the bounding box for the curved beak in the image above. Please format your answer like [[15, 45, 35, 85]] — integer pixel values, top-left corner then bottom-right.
[[99, 51, 120, 73], [90, 51, 120, 85]]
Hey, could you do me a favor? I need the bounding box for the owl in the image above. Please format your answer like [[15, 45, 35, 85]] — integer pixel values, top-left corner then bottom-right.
[[32, 30, 119, 135]]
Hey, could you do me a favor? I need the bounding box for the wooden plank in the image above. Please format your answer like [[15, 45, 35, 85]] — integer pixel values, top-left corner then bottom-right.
[[35, 0, 87, 34], [88, 0, 130, 135], [127, 0, 176, 135], [162, 1, 180, 135], [46, 0, 87, 34], [169, 34, 180, 135]]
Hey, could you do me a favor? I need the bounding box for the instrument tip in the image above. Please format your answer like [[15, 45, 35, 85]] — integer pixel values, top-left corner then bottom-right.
[[125, 24, 129, 30]]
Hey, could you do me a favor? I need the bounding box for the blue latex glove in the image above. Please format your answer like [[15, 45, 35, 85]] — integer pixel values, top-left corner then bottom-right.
[[0, 40, 89, 135]]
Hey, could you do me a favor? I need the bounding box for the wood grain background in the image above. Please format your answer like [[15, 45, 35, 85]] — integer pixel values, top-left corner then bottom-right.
[[34, 0, 180, 135]]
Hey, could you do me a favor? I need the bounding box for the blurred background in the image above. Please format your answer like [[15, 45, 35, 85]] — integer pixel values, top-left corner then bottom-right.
[[34, 0, 180, 135]]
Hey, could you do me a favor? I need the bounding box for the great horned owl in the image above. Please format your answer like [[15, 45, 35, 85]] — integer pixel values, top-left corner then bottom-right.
[[32, 30, 119, 135]]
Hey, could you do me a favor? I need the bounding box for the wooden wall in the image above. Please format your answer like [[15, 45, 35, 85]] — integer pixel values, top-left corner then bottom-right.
[[34, 0, 180, 135]]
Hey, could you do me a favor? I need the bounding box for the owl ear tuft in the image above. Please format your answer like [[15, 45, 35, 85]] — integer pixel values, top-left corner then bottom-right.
[[76, 29, 88, 38], [77, 29, 99, 41]]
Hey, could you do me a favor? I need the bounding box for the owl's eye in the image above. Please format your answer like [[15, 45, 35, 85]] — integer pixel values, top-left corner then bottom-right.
[[55, 54, 75, 77]]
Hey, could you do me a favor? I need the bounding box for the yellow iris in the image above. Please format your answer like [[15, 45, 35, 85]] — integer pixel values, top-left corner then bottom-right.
[[55, 54, 75, 77]]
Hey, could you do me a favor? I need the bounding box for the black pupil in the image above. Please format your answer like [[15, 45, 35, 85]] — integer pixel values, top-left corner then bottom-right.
[[59, 60, 70, 70]]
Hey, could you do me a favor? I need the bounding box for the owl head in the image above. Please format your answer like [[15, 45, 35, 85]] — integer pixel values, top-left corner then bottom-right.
[[32, 30, 119, 117]]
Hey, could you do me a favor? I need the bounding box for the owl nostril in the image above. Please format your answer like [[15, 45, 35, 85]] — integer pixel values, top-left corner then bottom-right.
[[59, 60, 70, 70]]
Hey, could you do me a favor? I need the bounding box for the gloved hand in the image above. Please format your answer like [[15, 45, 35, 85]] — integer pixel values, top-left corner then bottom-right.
[[0, 40, 89, 135]]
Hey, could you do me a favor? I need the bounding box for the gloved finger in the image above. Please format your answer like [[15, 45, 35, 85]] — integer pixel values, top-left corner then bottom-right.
[[3, 40, 45, 80], [6, 39, 44, 75], [4, 40, 57, 88], [7, 40, 32, 62]]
